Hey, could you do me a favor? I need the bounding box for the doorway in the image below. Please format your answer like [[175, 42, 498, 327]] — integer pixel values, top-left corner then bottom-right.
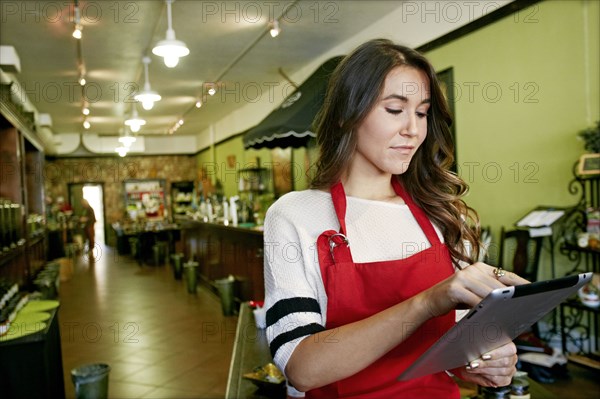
[[68, 183, 106, 246]]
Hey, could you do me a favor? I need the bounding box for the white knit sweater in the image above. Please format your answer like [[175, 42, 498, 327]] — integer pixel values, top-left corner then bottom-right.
[[263, 189, 445, 377]]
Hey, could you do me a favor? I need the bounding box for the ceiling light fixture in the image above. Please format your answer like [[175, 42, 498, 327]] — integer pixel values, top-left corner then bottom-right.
[[270, 19, 281, 38], [124, 105, 146, 133], [152, 0, 189, 68], [82, 106, 90, 115], [73, 24, 82, 39], [134, 56, 162, 110], [195, 99, 202, 108], [83, 118, 90, 129], [118, 134, 137, 147], [79, 75, 86, 86], [72, 3, 82, 39], [115, 146, 129, 157]]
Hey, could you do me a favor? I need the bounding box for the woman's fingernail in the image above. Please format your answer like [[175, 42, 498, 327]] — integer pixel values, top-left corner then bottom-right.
[[482, 354, 492, 360], [469, 361, 480, 369]]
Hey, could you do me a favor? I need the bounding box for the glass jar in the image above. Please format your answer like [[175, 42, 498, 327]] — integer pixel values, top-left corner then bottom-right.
[[481, 385, 511, 399], [510, 371, 531, 399]]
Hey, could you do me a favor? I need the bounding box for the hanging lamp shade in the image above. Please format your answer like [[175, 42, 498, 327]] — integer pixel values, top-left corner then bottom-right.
[[124, 106, 146, 133], [134, 57, 161, 110], [135, 85, 162, 110], [152, 0, 189, 68], [118, 134, 136, 147]]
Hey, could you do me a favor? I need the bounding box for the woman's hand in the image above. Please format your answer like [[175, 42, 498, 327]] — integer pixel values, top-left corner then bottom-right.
[[420, 262, 530, 318], [450, 342, 518, 387], [420, 264, 527, 387]]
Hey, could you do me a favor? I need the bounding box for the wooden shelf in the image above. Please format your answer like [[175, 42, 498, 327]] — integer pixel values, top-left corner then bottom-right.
[[568, 353, 600, 370]]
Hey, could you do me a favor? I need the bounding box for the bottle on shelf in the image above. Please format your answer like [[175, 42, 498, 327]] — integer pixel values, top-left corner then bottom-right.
[[222, 197, 229, 225], [199, 198, 208, 222], [206, 199, 214, 223], [229, 196, 239, 227]]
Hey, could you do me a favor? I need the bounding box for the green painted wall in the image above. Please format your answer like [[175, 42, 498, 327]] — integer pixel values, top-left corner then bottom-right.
[[196, 134, 316, 197], [425, 0, 599, 275], [202, 135, 272, 197]]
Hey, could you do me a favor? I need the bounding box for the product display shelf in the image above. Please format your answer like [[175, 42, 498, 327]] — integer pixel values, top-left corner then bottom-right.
[[124, 179, 167, 221], [558, 163, 599, 369]]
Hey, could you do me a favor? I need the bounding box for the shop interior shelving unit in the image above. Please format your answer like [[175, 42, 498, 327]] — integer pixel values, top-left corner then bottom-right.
[[0, 83, 47, 288], [124, 179, 167, 221], [558, 161, 600, 370], [0, 83, 65, 398], [171, 181, 195, 218]]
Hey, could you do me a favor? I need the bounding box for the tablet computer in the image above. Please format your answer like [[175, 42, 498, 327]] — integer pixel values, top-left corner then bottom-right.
[[398, 272, 592, 381]]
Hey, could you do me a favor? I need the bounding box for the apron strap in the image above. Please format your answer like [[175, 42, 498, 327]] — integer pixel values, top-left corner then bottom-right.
[[391, 178, 442, 246], [323, 178, 443, 266], [330, 182, 349, 235]]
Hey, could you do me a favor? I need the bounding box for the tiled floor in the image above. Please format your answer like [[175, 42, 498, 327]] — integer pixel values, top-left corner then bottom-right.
[[56, 245, 600, 399], [58, 246, 236, 399]]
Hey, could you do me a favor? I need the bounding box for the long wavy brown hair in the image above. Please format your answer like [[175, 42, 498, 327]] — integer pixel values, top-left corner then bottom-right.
[[311, 39, 481, 266]]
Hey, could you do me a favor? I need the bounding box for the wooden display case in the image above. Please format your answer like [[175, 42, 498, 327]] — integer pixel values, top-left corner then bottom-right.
[[0, 107, 46, 288]]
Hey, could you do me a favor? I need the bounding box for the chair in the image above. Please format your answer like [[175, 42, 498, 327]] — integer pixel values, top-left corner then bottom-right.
[[498, 227, 543, 282], [498, 227, 544, 339]]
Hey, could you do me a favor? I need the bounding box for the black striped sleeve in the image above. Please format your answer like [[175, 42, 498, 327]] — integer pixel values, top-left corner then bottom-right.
[[269, 323, 326, 359], [266, 297, 321, 327]]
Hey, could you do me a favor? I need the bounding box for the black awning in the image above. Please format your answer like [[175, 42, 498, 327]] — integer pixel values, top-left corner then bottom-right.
[[243, 56, 343, 149]]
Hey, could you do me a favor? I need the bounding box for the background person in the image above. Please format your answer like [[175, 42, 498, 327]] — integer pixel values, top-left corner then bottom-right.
[[80, 199, 96, 256]]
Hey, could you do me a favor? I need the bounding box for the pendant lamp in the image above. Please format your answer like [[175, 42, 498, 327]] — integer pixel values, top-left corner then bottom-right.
[[118, 132, 137, 147], [134, 57, 161, 110], [124, 105, 146, 133], [152, 0, 189, 68]]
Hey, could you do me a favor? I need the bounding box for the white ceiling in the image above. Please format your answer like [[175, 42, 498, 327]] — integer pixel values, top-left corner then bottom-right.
[[0, 0, 512, 149]]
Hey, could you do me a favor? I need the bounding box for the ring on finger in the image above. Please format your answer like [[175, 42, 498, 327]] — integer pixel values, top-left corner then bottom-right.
[[493, 267, 506, 279]]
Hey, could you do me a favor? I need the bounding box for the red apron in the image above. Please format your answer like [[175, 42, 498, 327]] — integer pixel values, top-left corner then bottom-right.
[[307, 179, 459, 399]]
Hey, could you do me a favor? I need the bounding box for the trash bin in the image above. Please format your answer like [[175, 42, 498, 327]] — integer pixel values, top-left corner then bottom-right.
[[71, 363, 111, 399], [184, 260, 198, 293], [128, 238, 138, 258], [152, 243, 167, 266], [171, 253, 184, 280], [215, 275, 236, 316]]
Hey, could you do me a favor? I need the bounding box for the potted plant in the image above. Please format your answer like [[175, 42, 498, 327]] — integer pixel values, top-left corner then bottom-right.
[[576, 121, 600, 176], [578, 120, 600, 153]]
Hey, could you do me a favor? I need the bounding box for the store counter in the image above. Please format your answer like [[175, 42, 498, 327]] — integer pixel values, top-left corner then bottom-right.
[[179, 219, 265, 302]]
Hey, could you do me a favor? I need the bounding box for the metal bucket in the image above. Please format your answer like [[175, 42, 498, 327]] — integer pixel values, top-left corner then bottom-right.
[[71, 363, 111, 399]]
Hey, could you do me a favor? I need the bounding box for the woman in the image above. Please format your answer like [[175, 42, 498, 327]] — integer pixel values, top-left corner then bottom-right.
[[263, 39, 528, 398]]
